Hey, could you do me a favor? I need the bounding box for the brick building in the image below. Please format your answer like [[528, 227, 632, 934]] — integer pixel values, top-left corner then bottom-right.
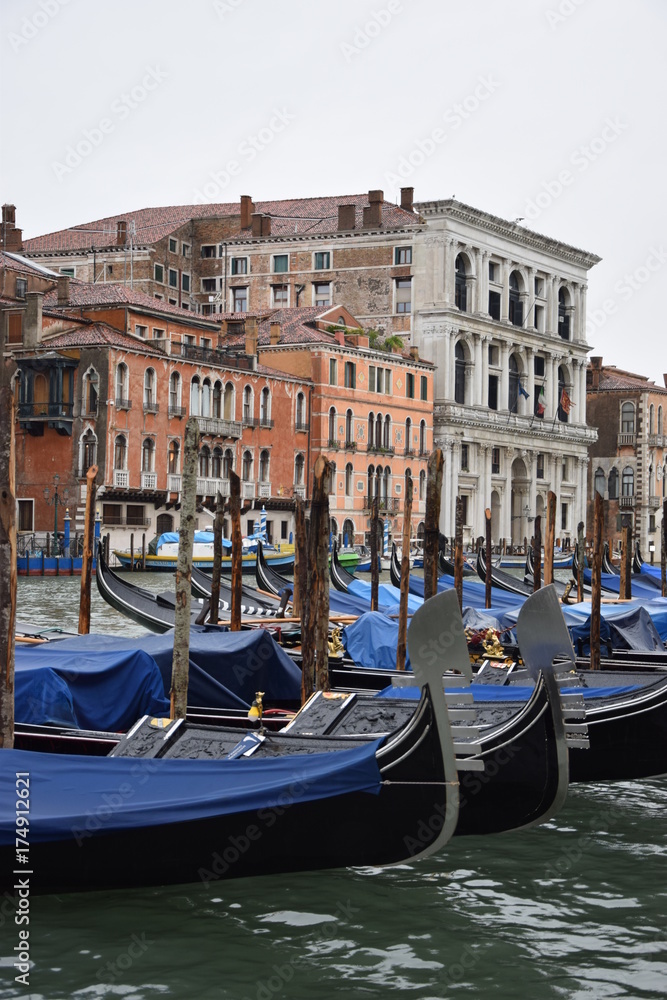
[[586, 357, 667, 559]]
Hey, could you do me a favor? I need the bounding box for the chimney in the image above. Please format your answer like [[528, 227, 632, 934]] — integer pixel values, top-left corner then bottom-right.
[[251, 213, 263, 237], [24, 291, 43, 348], [240, 195, 254, 229], [1, 203, 22, 251], [338, 204, 356, 231], [269, 321, 281, 345], [261, 215, 272, 237], [368, 189, 383, 227], [245, 316, 258, 356], [333, 329, 345, 347], [409, 346, 419, 361], [362, 206, 372, 228], [116, 220, 127, 246], [590, 355, 602, 390], [57, 274, 70, 306], [400, 187, 414, 212]]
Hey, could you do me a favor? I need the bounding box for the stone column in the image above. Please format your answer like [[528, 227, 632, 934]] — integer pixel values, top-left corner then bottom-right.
[[446, 326, 457, 400], [478, 444, 489, 530], [444, 238, 457, 308], [547, 274, 557, 336], [525, 345, 534, 418], [500, 258, 510, 322], [480, 335, 489, 407], [504, 446, 514, 544], [500, 341, 510, 411], [477, 249, 489, 316]]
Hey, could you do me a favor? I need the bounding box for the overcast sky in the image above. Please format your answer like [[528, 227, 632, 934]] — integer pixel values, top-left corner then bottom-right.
[[1, 0, 665, 384]]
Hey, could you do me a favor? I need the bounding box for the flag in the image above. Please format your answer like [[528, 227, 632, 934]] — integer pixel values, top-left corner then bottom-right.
[[518, 383, 530, 399], [560, 389, 572, 414], [535, 387, 546, 417]]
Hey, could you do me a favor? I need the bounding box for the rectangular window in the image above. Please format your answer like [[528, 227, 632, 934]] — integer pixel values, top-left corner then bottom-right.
[[181, 273, 190, 292], [273, 254, 289, 273], [169, 238, 177, 253], [168, 268, 178, 288], [649, 514, 656, 533], [534, 356, 545, 377], [395, 277, 412, 313], [488, 344, 499, 366], [201, 245, 217, 258], [488, 261, 497, 282], [488, 374, 498, 410], [181, 303, 189, 310], [102, 503, 122, 525], [489, 290, 501, 320], [135, 324, 147, 338], [154, 264, 164, 283], [329, 359, 337, 385], [313, 281, 331, 306], [202, 277, 217, 293], [368, 366, 375, 392], [281, 519, 288, 540], [561, 503, 568, 532], [376, 367, 384, 394], [420, 375, 428, 401], [394, 246, 412, 265], [272, 284, 289, 307], [344, 362, 356, 389], [16, 278, 28, 299], [562, 457, 568, 481], [59, 266, 75, 277], [152, 327, 165, 340], [492, 448, 500, 474], [314, 251, 330, 270], [183, 335, 196, 346], [461, 444, 469, 472], [232, 287, 248, 312], [406, 373, 415, 399], [127, 504, 146, 527], [231, 257, 248, 275], [201, 337, 211, 350], [534, 304, 544, 332], [17, 499, 33, 532], [460, 495, 469, 525], [534, 276, 544, 296], [385, 369, 392, 395], [182, 243, 191, 258], [537, 453, 545, 479], [169, 298, 178, 305]]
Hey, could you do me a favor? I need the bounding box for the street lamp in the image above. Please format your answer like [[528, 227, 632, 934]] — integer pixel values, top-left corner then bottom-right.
[[43, 474, 69, 557]]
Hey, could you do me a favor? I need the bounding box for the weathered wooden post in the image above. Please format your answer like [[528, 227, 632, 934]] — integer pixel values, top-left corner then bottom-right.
[[141, 532, 146, 571], [369, 495, 379, 611], [229, 471, 242, 631], [292, 497, 307, 620], [621, 516, 632, 600], [171, 418, 199, 719], [301, 456, 330, 697], [423, 449, 443, 602], [544, 490, 556, 586], [577, 520, 585, 603], [532, 515, 542, 594], [396, 470, 413, 671], [454, 496, 464, 612], [78, 465, 98, 634], [485, 507, 492, 609], [0, 382, 16, 749], [209, 491, 224, 625], [590, 491, 603, 671], [129, 532, 134, 572], [662, 499, 667, 598]]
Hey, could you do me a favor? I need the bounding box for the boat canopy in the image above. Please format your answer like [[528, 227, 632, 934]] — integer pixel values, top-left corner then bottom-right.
[[155, 531, 232, 551]]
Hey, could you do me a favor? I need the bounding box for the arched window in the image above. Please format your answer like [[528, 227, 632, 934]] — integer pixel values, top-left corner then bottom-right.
[[622, 466, 634, 497], [383, 414, 391, 450], [345, 462, 353, 496], [259, 449, 270, 482], [328, 461, 336, 495], [367, 465, 375, 499], [115, 363, 128, 404], [201, 378, 212, 417], [83, 367, 99, 414], [260, 387, 271, 425], [454, 342, 466, 404], [594, 467, 606, 496], [243, 385, 253, 423], [557, 366, 569, 423], [223, 449, 234, 478], [658, 406, 663, 435], [190, 376, 201, 416], [558, 287, 571, 340], [199, 445, 210, 478], [509, 271, 523, 326], [296, 391, 305, 428], [346, 409, 354, 447], [156, 513, 173, 534], [419, 419, 426, 455], [213, 381, 222, 418], [142, 438, 155, 473], [329, 406, 337, 445], [383, 466, 391, 501], [168, 440, 180, 475], [80, 428, 97, 473], [419, 469, 426, 500], [649, 404, 655, 435], [169, 371, 181, 415], [295, 453, 305, 485], [143, 368, 156, 409], [509, 354, 520, 413], [368, 412, 375, 449], [114, 434, 126, 470], [375, 413, 382, 450], [212, 446, 223, 479], [608, 467, 619, 500], [223, 382, 234, 420], [455, 254, 468, 312], [621, 402, 635, 434], [375, 465, 383, 501], [343, 518, 355, 546], [405, 417, 412, 455], [242, 450, 253, 480]]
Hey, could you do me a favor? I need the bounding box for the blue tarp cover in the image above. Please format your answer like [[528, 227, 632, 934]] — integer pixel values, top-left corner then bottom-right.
[[343, 613, 411, 671], [156, 531, 232, 550], [0, 743, 382, 845], [375, 683, 642, 701], [15, 645, 170, 730]]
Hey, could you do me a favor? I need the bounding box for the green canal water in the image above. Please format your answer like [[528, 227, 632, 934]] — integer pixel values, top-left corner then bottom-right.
[[3, 576, 666, 999]]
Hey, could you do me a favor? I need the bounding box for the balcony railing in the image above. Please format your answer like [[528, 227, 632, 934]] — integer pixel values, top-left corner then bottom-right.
[[367, 444, 395, 455], [101, 515, 151, 528], [259, 417, 274, 429], [648, 496, 661, 509], [259, 483, 271, 498], [113, 470, 129, 488], [648, 434, 664, 447], [619, 496, 635, 508], [294, 485, 306, 499], [143, 401, 159, 414], [141, 472, 158, 490], [168, 474, 181, 493], [364, 496, 400, 512], [168, 404, 186, 418], [344, 440, 357, 451], [242, 481, 255, 499], [617, 432, 636, 447], [243, 414, 259, 428], [115, 397, 132, 410], [295, 421, 309, 432], [18, 401, 74, 420], [327, 439, 340, 450], [194, 477, 231, 496], [196, 416, 242, 439]]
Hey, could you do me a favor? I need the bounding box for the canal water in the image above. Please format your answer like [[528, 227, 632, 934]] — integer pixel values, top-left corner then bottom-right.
[[3, 575, 666, 1000]]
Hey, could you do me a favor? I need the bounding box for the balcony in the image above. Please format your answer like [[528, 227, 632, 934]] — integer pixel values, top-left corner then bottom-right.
[[295, 421, 309, 432], [143, 399, 159, 415], [344, 440, 357, 451], [243, 414, 259, 428], [195, 477, 231, 497], [101, 514, 151, 529], [294, 485, 306, 499], [648, 434, 664, 447], [327, 439, 340, 450], [18, 401, 74, 420], [141, 472, 158, 490], [196, 416, 242, 439], [364, 496, 400, 512], [168, 474, 181, 493], [168, 404, 186, 419], [648, 496, 661, 509], [113, 470, 129, 488], [115, 397, 132, 411], [259, 417, 274, 429], [259, 483, 271, 498], [617, 432, 636, 447], [619, 496, 635, 508], [242, 481, 255, 499], [367, 444, 395, 456]]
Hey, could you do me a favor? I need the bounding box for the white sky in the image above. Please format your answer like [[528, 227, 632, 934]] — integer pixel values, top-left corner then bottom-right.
[[1, 0, 665, 384]]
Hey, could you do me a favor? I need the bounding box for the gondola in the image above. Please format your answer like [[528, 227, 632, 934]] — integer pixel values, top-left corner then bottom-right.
[[602, 541, 619, 575], [0, 593, 463, 895], [633, 541, 644, 574], [190, 563, 291, 616], [256, 539, 293, 597], [571, 544, 663, 600], [476, 548, 535, 598], [330, 539, 358, 592], [524, 547, 579, 599]]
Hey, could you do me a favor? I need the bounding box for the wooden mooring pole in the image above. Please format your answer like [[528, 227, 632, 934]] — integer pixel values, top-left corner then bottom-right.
[[396, 470, 413, 671], [301, 456, 330, 697], [229, 472, 242, 631], [369, 495, 379, 611], [423, 449, 443, 603], [171, 417, 199, 719], [590, 492, 603, 671], [662, 499, 667, 598], [621, 516, 632, 600], [454, 496, 464, 612], [209, 491, 224, 625], [78, 464, 98, 634], [532, 515, 542, 594], [576, 520, 585, 603], [544, 490, 556, 586], [0, 382, 16, 749], [484, 508, 492, 609], [292, 497, 306, 621]]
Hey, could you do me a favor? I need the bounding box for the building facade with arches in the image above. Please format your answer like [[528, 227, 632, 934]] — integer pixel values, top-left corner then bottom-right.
[[412, 199, 600, 550]]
